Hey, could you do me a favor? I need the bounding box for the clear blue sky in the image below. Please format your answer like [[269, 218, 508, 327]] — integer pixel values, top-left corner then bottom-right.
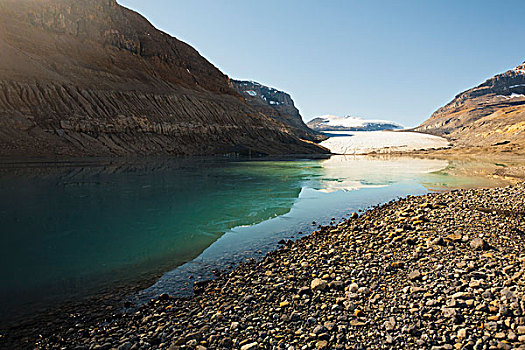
[[118, 0, 524, 127]]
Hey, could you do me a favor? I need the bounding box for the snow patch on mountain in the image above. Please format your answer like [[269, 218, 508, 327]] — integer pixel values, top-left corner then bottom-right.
[[498, 93, 525, 99], [308, 115, 403, 132], [321, 115, 403, 128]]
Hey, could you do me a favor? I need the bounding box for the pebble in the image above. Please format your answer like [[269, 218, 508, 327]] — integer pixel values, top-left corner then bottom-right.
[[311, 278, 328, 291], [470, 237, 489, 251], [408, 270, 422, 281], [240, 342, 258, 350]]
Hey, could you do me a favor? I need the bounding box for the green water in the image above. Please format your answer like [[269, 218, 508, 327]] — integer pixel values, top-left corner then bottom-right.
[[0, 155, 515, 322]]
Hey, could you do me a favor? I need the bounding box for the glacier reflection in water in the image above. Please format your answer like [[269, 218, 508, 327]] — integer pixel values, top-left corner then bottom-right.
[[0, 155, 510, 321], [137, 155, 491, 302]]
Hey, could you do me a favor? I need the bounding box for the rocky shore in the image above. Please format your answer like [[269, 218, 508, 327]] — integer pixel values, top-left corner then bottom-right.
[[13, 183, 525, 349]]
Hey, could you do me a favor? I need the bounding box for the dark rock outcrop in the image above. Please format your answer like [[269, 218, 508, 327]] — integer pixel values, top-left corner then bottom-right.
[[0, 0, 327, 157], [415, 62, 525, 147], [231, 80, 326, 141]]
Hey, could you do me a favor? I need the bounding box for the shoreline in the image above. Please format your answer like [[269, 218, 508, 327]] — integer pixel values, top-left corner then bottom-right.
[[0, 271, 161, 349], [0, 151, 524, 349], [7, 182, 523, 349]]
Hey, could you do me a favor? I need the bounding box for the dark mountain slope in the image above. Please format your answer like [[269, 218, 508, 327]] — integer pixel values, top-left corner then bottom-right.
[[0, 0, 327, 156]]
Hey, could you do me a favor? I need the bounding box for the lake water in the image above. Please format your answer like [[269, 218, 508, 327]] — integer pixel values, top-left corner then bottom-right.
[[0, 155, 516, 323]]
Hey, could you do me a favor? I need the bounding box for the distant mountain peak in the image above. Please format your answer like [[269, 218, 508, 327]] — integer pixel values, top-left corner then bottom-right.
[[231, 79, 325, 141], [307, 115, 403, 132]]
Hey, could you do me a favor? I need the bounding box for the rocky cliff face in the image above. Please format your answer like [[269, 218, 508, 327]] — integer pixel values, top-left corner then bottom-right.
[[230, 80, 325, 142], [0, 0, 327, 157], [415, 62, 525, 147]]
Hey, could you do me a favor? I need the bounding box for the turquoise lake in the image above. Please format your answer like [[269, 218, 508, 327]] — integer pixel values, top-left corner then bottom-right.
[[0, 155, 514, 322]]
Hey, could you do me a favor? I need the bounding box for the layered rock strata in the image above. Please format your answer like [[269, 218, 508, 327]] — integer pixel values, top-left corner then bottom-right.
[[416, 62, 525, 147], [0, 0, 327, 156]]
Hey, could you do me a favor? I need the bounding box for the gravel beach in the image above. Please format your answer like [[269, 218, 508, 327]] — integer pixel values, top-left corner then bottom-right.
[[10, 183, 525, 349]]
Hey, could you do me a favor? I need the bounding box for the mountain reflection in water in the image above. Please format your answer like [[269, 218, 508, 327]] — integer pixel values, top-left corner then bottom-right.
[[0, 155, 514, 322]]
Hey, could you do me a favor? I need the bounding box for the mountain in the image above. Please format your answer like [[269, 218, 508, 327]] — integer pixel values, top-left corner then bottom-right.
[[0, 0, 327, 157], [415, 62, 525, 147], [231, 80, 326, 141], [307, 115, 403, 132]]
